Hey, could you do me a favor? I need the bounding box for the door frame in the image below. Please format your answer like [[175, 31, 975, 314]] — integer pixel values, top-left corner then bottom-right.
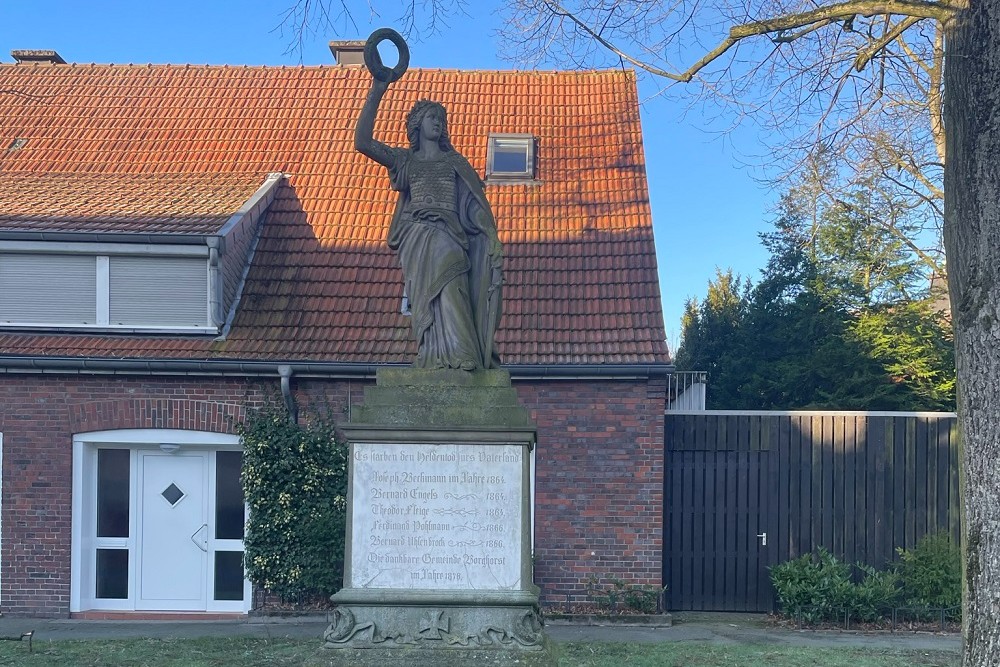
[[71, 429, 249, 613]]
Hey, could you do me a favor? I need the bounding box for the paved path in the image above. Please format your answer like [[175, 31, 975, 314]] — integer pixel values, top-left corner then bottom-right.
[[546, 619, 961, 652], [0, 612, 961, 653]]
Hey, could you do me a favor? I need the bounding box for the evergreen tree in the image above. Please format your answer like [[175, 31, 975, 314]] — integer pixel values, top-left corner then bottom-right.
[[674, 269, 751, 408], [853, 302, 956, 411], [676, 183, 955, 411]]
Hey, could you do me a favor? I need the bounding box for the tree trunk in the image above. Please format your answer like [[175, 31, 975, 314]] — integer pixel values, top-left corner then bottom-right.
[[942, 1, 1000, 664]]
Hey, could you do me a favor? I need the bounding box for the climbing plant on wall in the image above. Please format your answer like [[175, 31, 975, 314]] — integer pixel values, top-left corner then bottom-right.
[[238, 404, 349, 600]]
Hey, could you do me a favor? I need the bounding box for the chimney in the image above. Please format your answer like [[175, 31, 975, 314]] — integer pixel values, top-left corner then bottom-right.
[[11, 49, 66, 65], [329, 40, 366, 66]]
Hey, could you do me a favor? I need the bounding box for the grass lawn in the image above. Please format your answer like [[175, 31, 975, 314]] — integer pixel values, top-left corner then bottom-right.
[[0, 637, 960, 666]]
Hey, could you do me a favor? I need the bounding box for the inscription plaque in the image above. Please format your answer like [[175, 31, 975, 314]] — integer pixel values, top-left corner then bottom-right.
[[350, 443, 523, 590]]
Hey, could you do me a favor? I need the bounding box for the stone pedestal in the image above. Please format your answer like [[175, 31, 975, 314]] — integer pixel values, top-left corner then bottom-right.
[[324, 368, 556, 666]]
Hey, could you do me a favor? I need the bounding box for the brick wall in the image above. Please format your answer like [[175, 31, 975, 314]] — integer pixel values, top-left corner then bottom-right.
[[0, 372, 664, 616], [0, 375, 268, 616], [517, 377, 665, 611]]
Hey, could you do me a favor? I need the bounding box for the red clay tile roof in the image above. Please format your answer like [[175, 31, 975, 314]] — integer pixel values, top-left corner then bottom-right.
[[0, 61, 668, 366], [0, 172, 267, 235]]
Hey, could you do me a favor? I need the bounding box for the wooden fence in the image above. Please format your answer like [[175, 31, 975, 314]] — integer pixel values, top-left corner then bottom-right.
[[663, 411, 961, 612]]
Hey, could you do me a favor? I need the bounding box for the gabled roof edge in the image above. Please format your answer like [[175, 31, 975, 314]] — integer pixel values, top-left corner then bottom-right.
[[217, 172, 284, 339], [216, 172, 284, 238]]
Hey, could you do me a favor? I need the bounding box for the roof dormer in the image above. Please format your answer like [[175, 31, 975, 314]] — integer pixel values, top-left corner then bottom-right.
[[0, 172, 282, 334]]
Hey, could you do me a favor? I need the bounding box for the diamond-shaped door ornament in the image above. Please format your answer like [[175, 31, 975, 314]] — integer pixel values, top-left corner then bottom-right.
[[161, 483, 185, 506]]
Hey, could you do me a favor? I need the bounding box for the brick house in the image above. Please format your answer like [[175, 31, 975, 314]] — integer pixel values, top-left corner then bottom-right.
[[0, 47, 670, 617]]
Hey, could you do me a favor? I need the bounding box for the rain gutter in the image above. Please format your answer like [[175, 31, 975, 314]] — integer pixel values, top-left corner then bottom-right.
[[0, 356, 674, 380]]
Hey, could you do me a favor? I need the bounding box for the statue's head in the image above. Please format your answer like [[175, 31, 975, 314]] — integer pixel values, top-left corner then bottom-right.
[[407, 100, 453, 152]]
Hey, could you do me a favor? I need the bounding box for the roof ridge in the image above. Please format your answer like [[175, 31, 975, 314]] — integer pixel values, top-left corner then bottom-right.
[[0, 174, 273, 179], [0, 60, 634, 77]]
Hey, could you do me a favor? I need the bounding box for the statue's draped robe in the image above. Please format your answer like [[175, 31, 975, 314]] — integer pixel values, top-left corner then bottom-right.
[[386, 148, 502, 369]]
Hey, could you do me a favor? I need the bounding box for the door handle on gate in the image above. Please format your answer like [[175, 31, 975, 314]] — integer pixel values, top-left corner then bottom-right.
[[190, 523, 208, 552], [757, 532, 767, 546]]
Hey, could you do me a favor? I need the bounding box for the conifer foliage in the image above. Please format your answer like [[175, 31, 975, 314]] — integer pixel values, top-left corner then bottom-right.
[[676, 184, 955, 411]]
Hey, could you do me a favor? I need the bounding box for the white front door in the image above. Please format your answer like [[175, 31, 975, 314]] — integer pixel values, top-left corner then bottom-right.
[[136, 452, 209, 610], [71, 430, 250, 614]]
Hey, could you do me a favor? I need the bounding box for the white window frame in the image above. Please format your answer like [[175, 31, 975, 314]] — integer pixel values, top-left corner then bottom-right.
[[486, 133, 537, 182], [0, 242, 215, 334]]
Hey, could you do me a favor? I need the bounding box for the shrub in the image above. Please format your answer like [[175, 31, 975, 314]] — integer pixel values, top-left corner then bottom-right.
[[896, 531, 962, 617], [239, 404, 349, 601], [770, 548, 853, 623], [848, 564, 901, 622], [624, 584, 662, 614], [586, 575, 663, 614], [772, 549, 906, 624]]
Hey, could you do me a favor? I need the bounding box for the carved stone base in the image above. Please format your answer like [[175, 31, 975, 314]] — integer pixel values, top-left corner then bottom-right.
[[323, 601, 558, 665], [320, 644, 559, 667], [324, 603, 546, 649]]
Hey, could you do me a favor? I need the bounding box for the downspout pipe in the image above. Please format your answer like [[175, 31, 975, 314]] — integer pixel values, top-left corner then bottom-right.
[[277, 364, 299, 424]]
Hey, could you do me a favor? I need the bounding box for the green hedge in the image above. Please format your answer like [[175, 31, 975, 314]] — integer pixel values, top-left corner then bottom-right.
[[770, 533, 962, 623], [238, 405, 349, 600], [770, 548, 864, 623], [896, 532, 962, 618]]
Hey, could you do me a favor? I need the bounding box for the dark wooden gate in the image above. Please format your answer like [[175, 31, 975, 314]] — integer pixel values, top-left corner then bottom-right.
[[663, 412, 961, 612], [666, 448, 775, 611]]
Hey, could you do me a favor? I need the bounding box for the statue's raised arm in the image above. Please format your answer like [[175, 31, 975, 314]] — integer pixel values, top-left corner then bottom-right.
[[355, 28, 503, 372], [354, 29, 410, 167]]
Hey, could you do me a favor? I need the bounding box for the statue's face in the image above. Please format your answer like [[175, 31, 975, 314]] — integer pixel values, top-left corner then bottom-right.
[[420, 108, 445, 143]]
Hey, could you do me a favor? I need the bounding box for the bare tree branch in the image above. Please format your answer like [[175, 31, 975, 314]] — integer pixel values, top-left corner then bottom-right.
[[853, 15, 919, 70], [772, 19, 838, 43], [275, 0, 467, 57], [926, 27, 946, 164], [732, 0, 960, 38], [539, 0, 959, 81]]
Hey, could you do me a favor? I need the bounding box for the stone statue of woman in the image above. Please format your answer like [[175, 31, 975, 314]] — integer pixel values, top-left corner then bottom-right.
[[355, 29, 502, 371]]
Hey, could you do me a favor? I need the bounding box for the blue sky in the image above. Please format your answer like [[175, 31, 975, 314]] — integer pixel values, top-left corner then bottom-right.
[[1, 0, 777, 351]]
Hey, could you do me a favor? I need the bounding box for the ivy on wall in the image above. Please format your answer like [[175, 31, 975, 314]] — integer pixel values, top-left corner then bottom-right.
[[238, 404, 349, 600]]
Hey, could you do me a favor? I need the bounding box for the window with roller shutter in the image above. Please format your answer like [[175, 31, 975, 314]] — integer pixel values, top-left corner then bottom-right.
[[0, 251, 213, 332]]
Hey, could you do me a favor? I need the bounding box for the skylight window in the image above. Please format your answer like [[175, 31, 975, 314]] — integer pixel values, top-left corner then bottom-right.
[[486, 134, 536, 182]]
